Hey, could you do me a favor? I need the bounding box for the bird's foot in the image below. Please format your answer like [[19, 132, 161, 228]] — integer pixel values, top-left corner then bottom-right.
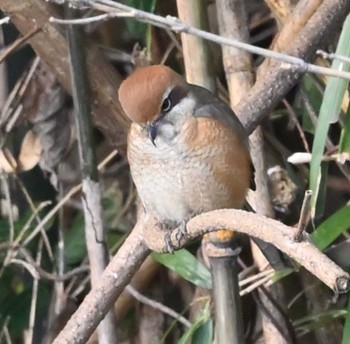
[[159, 220, 177, 253], [164, 230, 175, 253], [175, 220, 188, 246], [160, 220, 187, 253]]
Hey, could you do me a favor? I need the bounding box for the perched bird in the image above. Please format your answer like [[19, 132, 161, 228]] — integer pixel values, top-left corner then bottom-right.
[[118, 65, 251, 229]]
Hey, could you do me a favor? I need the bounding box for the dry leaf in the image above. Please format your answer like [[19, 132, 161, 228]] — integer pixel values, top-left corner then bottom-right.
[[23, 61, 80, 189], [17, 129, 42, 172], [0, 148, 17, 173]]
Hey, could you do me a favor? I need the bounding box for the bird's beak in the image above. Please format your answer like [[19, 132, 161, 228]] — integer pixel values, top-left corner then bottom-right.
[[147, 122, 158, 146]]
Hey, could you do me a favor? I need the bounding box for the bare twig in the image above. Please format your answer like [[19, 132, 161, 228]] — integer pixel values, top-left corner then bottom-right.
[[283, 99, 310, 153], [294, 190, 312, 242], [53, 219, 150, 344], [49, 12, 133, 24], [66, 7, 117, 342], [0, 317, 12, 344], [240, 274, 273, 296], [317, 49, 350, 64], [23, 150, 117, 246], [287, 152, 349, 164], [27, 239, 43, 344], [50, 0, 350, 82], [126, 285, 192, 328], [0, 242, 90, 281], [239, 268, 274, 287], [1, 57, 40, 136], [53, 209, 349, 343], [2, 0, 348, 143], [0, 27, 41, 64], [265, 0, 321, 54]]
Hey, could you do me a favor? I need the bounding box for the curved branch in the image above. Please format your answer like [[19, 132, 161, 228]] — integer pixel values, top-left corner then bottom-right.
[[53, 209, 349, 343], [143, 210, 349, 293]]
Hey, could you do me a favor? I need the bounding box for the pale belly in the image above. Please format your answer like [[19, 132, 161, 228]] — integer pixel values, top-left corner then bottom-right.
[[128, 132, 234, 224]]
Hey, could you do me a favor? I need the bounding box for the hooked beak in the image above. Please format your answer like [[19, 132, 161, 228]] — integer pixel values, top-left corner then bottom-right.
[[147, 122, 158, 146]]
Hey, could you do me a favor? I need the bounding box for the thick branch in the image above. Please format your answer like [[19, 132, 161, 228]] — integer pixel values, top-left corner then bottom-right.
[[143, 210, 349, 294], [54, 209, 349, 343]]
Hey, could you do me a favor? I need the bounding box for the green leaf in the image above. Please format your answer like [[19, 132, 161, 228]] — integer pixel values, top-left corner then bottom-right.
[[192, 318, 213, 344], [309, 14, 350, 217], [177, 302, 212, 344], [339, 102, 350, 154], [124, 0, 157, 40], [152, 249, 212, 289], [300, 75, 323, 134], [293, 309, 346, 329], [311, 204, 350, 250], [0, 270, 32, 340], [271, 268, 294, 283], [63, 213, 86, 265]]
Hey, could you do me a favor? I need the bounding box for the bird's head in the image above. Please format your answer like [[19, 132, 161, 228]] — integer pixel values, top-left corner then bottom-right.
[[118, 65, 191, 145]]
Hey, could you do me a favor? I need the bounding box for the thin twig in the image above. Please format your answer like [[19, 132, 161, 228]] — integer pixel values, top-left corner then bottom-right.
[[317, 49, 350, 64], [66, 6, 117, 341], [0, 27, 41, 64], [283, 99, 311, 153], [0, 242, 90, 281], [239, 268, 275, 288], [287, 152, 349, 164], [1, 174, 15, 243], [53, 219, 150, 344], [0, 317, 12, 344], [126, 285, 192, 328], [50, 0, 350, 81], [55, 186, 66, 315], [27, 239, 43, 344], [0, 57, 40, 133], [294, 190, 312, 242], [14, 174, 54, 260], [240, 274, 273, 296], [23, 150, 117, 246], [49, 12, 134, 24]]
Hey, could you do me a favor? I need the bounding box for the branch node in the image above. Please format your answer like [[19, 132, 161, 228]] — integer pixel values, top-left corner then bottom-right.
[[203, 240, 241, 258], [336, 275, 350, 293]]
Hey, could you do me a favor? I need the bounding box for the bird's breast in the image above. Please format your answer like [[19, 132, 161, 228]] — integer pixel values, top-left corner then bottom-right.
[[127, 118, 250, 224]]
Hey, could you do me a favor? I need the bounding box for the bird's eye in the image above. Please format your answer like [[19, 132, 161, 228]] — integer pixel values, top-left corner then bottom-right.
[[161, 98, 171, 112]]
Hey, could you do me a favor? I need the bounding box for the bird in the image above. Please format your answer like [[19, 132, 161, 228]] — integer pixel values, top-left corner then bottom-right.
[[118, 65, 251, 234]]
